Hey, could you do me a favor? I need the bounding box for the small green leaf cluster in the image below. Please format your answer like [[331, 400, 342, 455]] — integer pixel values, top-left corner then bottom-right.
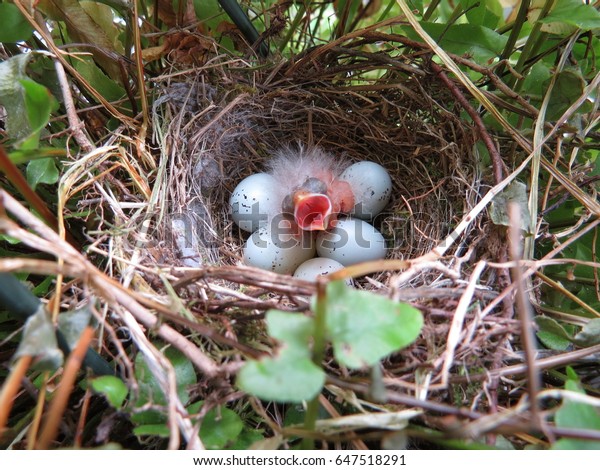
[[90, 345, 262, 449], [237, 280, 423, 403]]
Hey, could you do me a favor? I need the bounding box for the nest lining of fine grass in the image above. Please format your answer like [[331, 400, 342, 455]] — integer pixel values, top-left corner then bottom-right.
[[138, 36, 513, 385], [159, 51, 481, 266]]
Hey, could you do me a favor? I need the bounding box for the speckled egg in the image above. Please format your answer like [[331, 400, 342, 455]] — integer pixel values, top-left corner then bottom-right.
[[293, 257, 352, 285], [243, 222, 316, 274], [229, 173, 279, 233], [316, 218, 387, 266], [340, 161, 392, 219]]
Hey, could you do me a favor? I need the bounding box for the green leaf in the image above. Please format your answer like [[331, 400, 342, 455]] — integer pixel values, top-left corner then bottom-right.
[[325, 281, 423, 369], [20, 79, 58, 135], [522, 62, 552, 98], [283, 404, 306, 427], [133, 424, 170, 437], [57, 305, 93, 350], [573, 319, 600, 347], [38, 0, 124, 80], [237, 310, 326, 403], [536, 330, 572, 350], [193, 0, 222, 26], [552, 369, 600, 450], [132, 345, 197, 425], [91, 376, 128, 408], [26, 158, 59, 191], [31, 276, 55, 297], [74, 59, 125, 102], [489, 181, 532, 233], [544, 70, 586, 121], [0, 53, 34, 141], [541, 0, 600, 31], [200, 407, 244, 450], [459, 0, 501, 29], [535, 316, 573, 342], [14, 305, 64, 370], [407, 23, 507, 63], [537, 329, 572, 350], [238, 352, 325, 403], [572, 243, 596, 278], [267, 308, 314, 348], [0, 4, 34, 42]]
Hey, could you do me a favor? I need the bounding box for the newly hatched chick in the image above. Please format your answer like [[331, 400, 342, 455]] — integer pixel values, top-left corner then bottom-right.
[[229, 145, 393, 274], [229, 145, 393, 233], [266, 145, 355, 231]]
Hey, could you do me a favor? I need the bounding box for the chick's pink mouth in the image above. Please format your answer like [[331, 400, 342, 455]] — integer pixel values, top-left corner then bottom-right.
[[294, 194, 333, 231]]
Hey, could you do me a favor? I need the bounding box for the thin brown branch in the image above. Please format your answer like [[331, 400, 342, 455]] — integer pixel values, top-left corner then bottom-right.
[[430, 61, 504, 184], [0, 355, 32, 438], [36, 326, 94, 449], [53, 60, 94, 153], [508, 203, 542, 432]]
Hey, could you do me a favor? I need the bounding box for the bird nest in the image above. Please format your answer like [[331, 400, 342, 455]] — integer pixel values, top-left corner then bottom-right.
[[156, 48, 480, 271], [64, 30, 535, 436], [141, 33, 507, 388]]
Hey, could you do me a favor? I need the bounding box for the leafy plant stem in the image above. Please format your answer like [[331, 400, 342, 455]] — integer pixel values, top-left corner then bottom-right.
[[376, 0, 396, 23], [496, 19, 515, 35], [279, 3, 306, 53], [511, 0, 555, 92], [496, 0, 530, 78], [422, 0, 441, 21], [218, 0, 269, 57], [446, 0, 480, 27], [302, 278, 328, 449]]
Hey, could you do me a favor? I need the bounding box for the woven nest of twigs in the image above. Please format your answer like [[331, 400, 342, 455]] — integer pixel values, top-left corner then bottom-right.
[[160, 52, 478, 266], [142, 32, 506, 391]]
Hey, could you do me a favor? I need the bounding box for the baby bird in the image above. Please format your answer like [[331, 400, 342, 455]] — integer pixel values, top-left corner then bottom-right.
[[266, 146, 355, 231], [229, 145, 393, 274], [229, 145, 392, 234]]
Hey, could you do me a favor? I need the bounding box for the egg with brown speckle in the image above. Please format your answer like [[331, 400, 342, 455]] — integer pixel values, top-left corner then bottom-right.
[[340, 161, 392, 219], [230, 173, 279, 233], [316, 218, 387, 266], [293, 257, 352, 285], [243, 222, 316, 274]]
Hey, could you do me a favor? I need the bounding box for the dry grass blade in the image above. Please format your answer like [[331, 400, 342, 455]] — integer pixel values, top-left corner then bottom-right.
[[0, 356, 32, 438], [0, 189, 209, 448], [437, 260, 486, 390], [36, 326, 94, 449], [13, 0, 133, 125]]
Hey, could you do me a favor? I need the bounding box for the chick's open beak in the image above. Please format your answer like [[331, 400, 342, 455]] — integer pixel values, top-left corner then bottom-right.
[[293, 192, 333, 231]]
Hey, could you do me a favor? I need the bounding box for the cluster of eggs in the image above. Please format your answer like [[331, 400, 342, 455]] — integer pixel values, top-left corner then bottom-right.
[[229, 159, 392, 281]]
